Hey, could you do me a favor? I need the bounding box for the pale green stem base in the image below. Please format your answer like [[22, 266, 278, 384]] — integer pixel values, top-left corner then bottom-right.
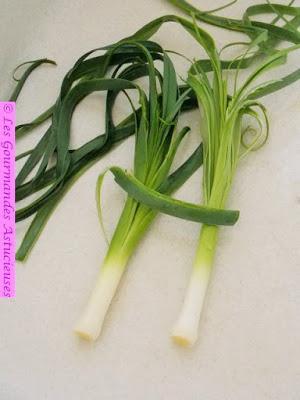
[[172, 224, 218, 347], [74, 255, 127, 341], [74, 198, 155, 342]]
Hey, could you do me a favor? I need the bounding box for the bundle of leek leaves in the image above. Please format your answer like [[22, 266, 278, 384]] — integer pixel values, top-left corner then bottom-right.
[[14, 0, 300, 345]]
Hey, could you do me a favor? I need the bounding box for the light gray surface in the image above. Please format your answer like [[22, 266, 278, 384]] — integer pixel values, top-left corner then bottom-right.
[[1, 1, 300, 399]]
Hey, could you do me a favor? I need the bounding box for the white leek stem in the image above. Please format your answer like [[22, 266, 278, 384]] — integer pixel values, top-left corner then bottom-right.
[[74, 259, 126, 341], [172, 264, 211, 347], [172, 225, 218, 347]]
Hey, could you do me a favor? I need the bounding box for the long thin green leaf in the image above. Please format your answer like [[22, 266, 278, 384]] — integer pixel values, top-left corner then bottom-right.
[[16, 127, 52, 186], [110, 167, 239, 226], [16, 105, 54, 139], [9, 58, 56, 102]]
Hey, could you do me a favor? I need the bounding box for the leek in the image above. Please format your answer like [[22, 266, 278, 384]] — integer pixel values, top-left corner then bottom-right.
[[171, 22, 300, 346], [74, 43, 193, 340]]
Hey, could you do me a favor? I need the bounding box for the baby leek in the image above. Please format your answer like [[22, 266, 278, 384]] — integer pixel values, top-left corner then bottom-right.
[[74, 43, 191, 340], [171, 24, 300, 346]]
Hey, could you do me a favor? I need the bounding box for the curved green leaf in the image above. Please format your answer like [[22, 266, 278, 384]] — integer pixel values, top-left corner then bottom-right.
[[110, 167, 239, 226], [10, 58, 56, 102]]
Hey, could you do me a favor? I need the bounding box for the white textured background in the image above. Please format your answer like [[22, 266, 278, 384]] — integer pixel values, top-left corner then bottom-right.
[[1, 1, 300, 399]]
